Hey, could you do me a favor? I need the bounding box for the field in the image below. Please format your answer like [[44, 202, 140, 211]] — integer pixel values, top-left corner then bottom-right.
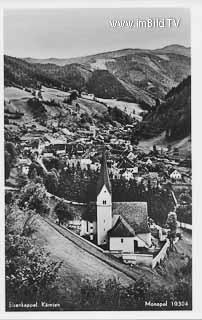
[[97, 97, 143, 119], [41, 86, 69, 103], [4, 86, 32, 100], [138, 131, 191, 156]]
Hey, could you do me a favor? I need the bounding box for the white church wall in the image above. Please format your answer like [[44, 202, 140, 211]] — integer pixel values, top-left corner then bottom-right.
[[109, 237, 136, 252], [109, 234, 151, 252], [97, 205, 112, 244]]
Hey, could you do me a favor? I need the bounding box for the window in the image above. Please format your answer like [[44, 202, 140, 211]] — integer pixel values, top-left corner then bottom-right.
[[121, 238, 124, 243], [104, 219, 105, 223], [103, 200, 106, 205]]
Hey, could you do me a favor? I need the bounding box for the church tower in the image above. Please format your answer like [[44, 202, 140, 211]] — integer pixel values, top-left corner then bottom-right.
[[96, 149, 112, 245]]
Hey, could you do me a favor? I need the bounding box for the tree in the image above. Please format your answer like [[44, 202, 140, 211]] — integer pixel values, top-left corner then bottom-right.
[[28, 161, 45, 179], [179, 192, 191, 204], [166, 212, 177, 250], [153, 144, 158, 155], [5, 150, 11, 180], [130, 130, 139, 145], [45, 171, 58, 194], [5, 142, 17, 162], [54, 201, 72, 225], [18, 182, 50, 217], [30, 167, 38, 181], [69, 91, 78, 104]]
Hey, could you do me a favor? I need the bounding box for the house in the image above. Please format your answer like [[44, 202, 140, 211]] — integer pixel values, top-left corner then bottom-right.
[[82, 149, 151, 251], [90, 162, 101, 171], [142, 172, 159, 188], [122, 169, 134, 181], [89, 125, 96, 138], [18, 158, 31, 175], [117, 157, 136, 171], [170, 169, 182, 180], [127, 151, 136, 161], [66, 158, 89, 169], [146, 158, 153, 166]]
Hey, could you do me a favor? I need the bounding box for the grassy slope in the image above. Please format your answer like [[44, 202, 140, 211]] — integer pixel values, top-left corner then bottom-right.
[[32, 217, 133, 293], [138, 132, 191, 155], [4, 86, 109, 130]]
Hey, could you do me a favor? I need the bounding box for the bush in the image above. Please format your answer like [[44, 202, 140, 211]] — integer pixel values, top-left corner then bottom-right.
[[6, 234, 62, 310], [18, 182, 50, 216]]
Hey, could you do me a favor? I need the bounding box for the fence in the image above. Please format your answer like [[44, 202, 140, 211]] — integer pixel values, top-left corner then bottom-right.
[[152, 239, 170, 269], [177, 221, 192, 231]]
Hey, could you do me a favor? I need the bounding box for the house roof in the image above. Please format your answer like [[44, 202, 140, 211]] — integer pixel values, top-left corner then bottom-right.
[[108, 216, 135, 237], [170, 169, 181, 176], [112, 202, 150, 234], [96, 149, 112, 196], [117, 158, 135, 169]]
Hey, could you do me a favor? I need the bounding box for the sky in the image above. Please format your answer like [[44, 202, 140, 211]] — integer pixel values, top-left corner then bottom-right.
[[4, 8, 190, 59]]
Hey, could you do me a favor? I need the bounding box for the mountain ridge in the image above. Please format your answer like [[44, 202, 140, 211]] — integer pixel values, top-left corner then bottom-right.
[[23, 44, 190, 65]]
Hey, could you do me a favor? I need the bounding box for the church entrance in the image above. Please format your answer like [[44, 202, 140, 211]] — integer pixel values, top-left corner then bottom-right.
[[134, 240, 138, 251]]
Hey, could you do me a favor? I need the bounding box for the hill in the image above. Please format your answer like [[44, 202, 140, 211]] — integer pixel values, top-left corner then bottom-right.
[[5, 45, 190, 106], [5, 85, 136, 140], [154, 44, 190, 57], [138, 76, 191, 142], [24, 45, 191, 65]]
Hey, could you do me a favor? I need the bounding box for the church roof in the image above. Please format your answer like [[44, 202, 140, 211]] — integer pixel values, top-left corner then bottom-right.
[[96, 149, 112, 196], [84, 201, 150, 235], [112, 202, 150, 234], [108, 216, 135, 237]]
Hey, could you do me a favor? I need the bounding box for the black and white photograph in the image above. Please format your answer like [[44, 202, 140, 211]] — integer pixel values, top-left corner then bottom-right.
[[3, 6, 193, 314]]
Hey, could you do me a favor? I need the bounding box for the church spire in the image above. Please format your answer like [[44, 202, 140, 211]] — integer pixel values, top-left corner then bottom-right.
[[97, 148, 112, 196]]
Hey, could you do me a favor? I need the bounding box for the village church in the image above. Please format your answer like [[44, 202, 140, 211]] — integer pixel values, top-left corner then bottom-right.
[[83, 150, 152, 253]]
